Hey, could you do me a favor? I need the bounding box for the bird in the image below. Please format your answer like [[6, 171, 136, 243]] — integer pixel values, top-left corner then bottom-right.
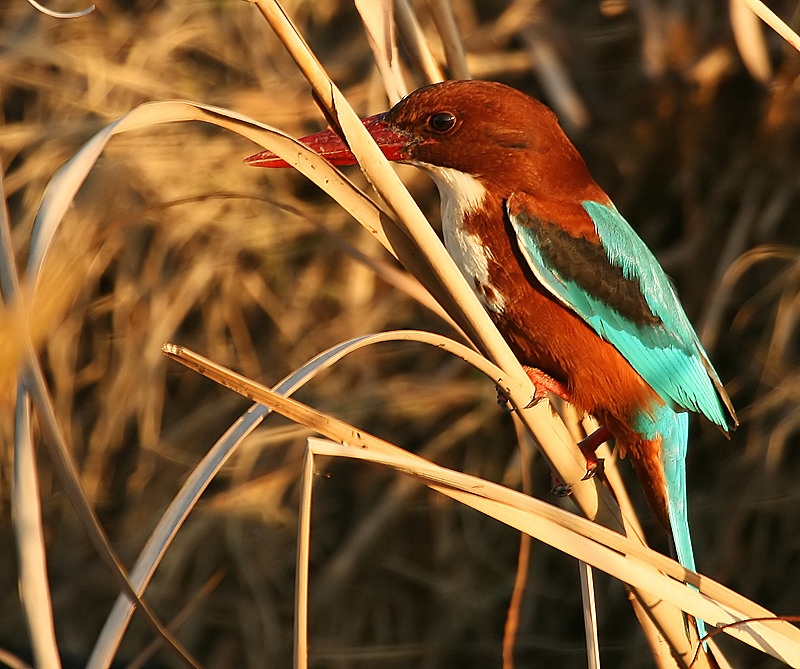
[[246, 80, 737, 599]]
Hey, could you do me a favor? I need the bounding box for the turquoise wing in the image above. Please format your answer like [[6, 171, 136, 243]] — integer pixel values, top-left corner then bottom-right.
[[506, 193, 735, 431]]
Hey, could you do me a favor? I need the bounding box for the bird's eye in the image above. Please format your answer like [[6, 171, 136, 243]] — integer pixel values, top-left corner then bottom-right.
[[427, 112, 456, 133]]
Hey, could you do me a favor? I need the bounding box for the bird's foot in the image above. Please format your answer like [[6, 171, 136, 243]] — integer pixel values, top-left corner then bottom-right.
[[577, 425, 612, 480], [548, 426, 612, 494], [550, 472, 572, 497], [498, 366, 609, 483], [496, 367, 569, 410], [495, 387, 514, 412], [522, 366, 571, 405]]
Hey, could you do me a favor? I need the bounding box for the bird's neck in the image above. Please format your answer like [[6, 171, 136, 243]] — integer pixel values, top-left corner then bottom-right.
[[424, 165, 487, 231], [423, 165, 509, 313], [424, 165, 488, 269]]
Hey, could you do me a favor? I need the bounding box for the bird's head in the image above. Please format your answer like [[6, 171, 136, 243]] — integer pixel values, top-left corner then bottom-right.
[[247, 80, 594, 198]]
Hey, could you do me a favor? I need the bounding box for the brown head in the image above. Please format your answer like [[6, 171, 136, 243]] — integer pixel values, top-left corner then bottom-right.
[[246, 80, 599, 200]]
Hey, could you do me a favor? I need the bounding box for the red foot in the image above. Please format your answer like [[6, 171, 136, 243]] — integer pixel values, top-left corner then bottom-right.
[[495, 366, 569, 410], [496, 366, 613, 484], [577, 425, 612, 480], [548, 425, 612, 489], [522, 366, 571, 405]]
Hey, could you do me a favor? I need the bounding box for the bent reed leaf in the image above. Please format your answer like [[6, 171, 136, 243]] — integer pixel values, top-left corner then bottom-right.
[[163, 343, 800, 667]]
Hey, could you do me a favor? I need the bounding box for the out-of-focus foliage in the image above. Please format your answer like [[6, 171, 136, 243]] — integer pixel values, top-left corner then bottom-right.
[[0, 0, 798, 667]]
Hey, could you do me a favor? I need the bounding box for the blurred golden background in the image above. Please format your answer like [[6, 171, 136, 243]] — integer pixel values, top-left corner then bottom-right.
[[1, 0, 799, 667]]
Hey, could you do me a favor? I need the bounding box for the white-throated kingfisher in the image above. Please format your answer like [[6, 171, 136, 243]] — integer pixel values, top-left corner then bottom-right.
[[246, 80, 737, 599]]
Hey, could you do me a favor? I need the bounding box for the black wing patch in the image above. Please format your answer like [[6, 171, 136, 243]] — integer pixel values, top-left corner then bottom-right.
[[522, 214, 662, 328]]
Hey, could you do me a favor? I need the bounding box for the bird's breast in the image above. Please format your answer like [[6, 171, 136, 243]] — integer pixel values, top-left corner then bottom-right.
[[425, 165, 507, 313]]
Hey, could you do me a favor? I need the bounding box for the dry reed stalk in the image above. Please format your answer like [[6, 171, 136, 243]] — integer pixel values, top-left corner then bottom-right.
[[163, 342, 800, 666], [740, 0, 800, 52], [4, 0, 800, 666], [394, 0, 445, 84]]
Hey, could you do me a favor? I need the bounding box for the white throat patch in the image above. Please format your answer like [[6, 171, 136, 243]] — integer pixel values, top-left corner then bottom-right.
[[426, 165, 487, 222], [423, 166, 505, 313]]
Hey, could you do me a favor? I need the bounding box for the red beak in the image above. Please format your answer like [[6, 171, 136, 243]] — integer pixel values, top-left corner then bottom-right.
[[245, 112, 410, 168]]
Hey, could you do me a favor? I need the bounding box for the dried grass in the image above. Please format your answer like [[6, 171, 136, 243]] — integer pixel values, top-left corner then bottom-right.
[[1, 0, 800, 667]]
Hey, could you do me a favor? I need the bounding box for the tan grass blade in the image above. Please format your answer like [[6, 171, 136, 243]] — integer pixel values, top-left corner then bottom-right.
[[741, 0, 800, 52], [354, 0, 408, 102], [0, 166, 57, 669], [579, 561, 600, 669], [296, 449, 315, 669], [162, 334, 551, 483], [304, 434, 800, 668], [394, 0, 445, 84], [730, 0, 772, 82], [428, 0, 470, 79], [0, 648, 32, 669], [164, 343, 800, 666], [25, 0, 94, 19], [90, 329, 493, 667], [11, 395, 60, 669]]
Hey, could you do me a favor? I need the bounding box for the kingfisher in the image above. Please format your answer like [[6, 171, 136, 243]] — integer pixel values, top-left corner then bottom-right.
[[246, 80, 737, 590]]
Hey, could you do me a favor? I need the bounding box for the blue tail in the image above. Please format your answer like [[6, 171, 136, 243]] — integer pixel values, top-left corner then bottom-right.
[[637, 405, 706, 641], [660, 409, 694, 572]]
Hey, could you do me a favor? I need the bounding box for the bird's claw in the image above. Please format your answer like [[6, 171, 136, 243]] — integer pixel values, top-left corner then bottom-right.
[[551, 456, 603, 494], [550, 473, 573, 497], [496, 387, 514, 412], [496, 367, 569, 412], [495, 385, 549, 412], [522, 366, 571, 403], [577, 425, 612, 479], [580, 458, 604, 481], [551, 424, 610, 491], [524, 386, 550, 409]]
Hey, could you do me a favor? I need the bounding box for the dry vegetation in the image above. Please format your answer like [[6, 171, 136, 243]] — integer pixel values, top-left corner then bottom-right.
[[1, 0, 800, 667]]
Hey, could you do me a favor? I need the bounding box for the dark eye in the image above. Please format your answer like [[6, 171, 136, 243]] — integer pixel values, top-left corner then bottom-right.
[[427, 112, 456, 133]]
